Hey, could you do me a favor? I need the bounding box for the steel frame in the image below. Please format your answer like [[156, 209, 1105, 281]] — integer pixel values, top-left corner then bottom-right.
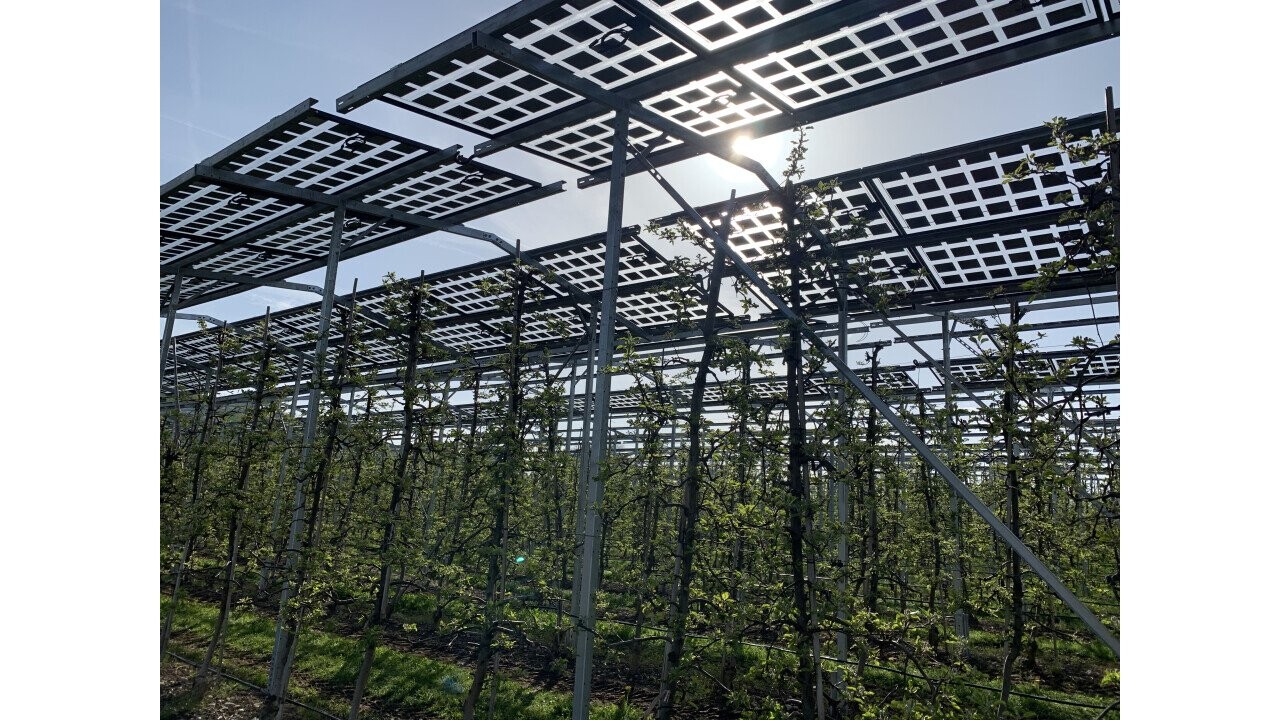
[[161, 3, 1122, 712]]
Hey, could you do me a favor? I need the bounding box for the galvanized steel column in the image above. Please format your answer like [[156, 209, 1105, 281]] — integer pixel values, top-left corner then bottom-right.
[[572, 111, 628, 720], [266, 203, 347, 702]]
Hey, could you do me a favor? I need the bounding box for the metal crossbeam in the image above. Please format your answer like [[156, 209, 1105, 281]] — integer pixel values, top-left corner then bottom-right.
[[173, 267, 322, 297]]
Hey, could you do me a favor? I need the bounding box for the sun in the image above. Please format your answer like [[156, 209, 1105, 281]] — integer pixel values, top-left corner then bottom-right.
[[713, 132, 788, 181]]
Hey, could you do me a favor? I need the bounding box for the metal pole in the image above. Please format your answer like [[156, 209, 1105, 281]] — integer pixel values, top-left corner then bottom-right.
[[834, 285, 850, 693], [569, 321, 597, 623], [572, 110, 628, 720], [566, 357, 578, 450], [266, 203, 347, 701], [642, 163, 1119, 657], [943, 312, 969, 643], [259, 352, 307, 595], [161, 270, 184, 378]]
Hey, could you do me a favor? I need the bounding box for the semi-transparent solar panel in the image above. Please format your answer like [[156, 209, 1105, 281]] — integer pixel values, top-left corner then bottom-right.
[[920, 223, 1085, 288], [738, 1, 1098, 110], [218, 114, 429, 194], [639, 0, 837, 49], [162, 182, 303, 242], [344, 0, 1115, 176]]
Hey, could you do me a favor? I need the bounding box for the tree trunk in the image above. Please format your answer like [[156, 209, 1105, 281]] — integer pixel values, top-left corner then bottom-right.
[[261, 305, 357, 719], [780, 187, 817, 720], [161, 330, 225, 657], [350, 282, 424, 719], [200, 320, 275, 678], [464, 262, 525, 720], [654, 220, 732, 719], [998, 303, 1026, 714]]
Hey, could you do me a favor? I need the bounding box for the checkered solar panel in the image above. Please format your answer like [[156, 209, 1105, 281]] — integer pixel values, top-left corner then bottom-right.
[[538, 234, 673, 291], [919, 223, 1086, 288], [167, 228, 707, 383], [430, 320, 512, 353], [428, 266, 516, 320], [525, 111, 681, 172], [160, 209, 415, 306], [1017, 356, 1057, 380], [217, 113, 430, 194], [946, 359, 991, 383], [643, 111, 1115, 313], [346, 0, 1114, 175], [521, 305, 591, 344], [378, 1, 692, 138], [1073, 351, 1120, 378], [161, 99, 554, 309], [738, 0, 1099, 110], [640, 0, 837, 49], [616, 288, 712, 327], [360, 162, 532, 216], [643, 71, 781, 135], [162, 182, 304, 247], [874, 130, 1104, 232], [863, 368, 916, 390]]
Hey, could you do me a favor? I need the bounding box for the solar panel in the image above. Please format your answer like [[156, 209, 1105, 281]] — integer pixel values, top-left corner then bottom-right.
[[646, 111, 1115, 311], [339, 0, 1117, 175], [160, 99, 557, 309], [165, 228, 725, 387]]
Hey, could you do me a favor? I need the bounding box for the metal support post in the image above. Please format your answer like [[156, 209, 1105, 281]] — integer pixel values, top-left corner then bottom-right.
[[570, 321, 596, 614], [565, 358, 578, 454], [266, 202, 348, 703], [161, 270, 183, 378], [258, 353, 306, 596], [572, 111, 628, 720], [943, 312, 969, 642], [834, 285, 850, 694]]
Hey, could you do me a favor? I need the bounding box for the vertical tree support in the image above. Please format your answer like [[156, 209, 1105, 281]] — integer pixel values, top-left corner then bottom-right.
[[637, 156, 1118, 657], [264, 204, 348, 716], [571, 110, 628, 720], [569, 320, 596, 637], [943, 312, 970, 644], [258, 354, 307, 596], [833, 284, 851, 706]]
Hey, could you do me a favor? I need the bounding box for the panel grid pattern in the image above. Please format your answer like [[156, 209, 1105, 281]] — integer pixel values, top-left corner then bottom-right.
[[539, 235, 673, 291], [220, 115, 428, 194], [525, 112, 681, 172], [643, 71, 781, 136], [501, 0, 694, 89], [738, 0, 1098, 109], [920, 223, 1086, 288], [162, 182, 303, 244], [361, 164, 530, 217], [162, 106, 546, 308], [875, 130, 1103, 231], [353, 0, 1115, 175], [641, 0, 837, 49]]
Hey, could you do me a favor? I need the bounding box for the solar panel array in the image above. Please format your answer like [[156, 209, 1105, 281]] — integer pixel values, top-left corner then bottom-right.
[[339, 0, 1117, 174], [648, 110, 1115, 312], [160, 100, 553, 309], [166, 230, 735, 392]]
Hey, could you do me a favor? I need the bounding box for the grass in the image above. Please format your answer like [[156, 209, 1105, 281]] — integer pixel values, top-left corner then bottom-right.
[[162, 595, 641, 720], [165, 592, 1116, 720]]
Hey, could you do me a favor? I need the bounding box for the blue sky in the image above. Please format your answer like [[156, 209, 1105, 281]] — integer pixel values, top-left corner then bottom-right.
[[161, 0, 1120, 335]]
